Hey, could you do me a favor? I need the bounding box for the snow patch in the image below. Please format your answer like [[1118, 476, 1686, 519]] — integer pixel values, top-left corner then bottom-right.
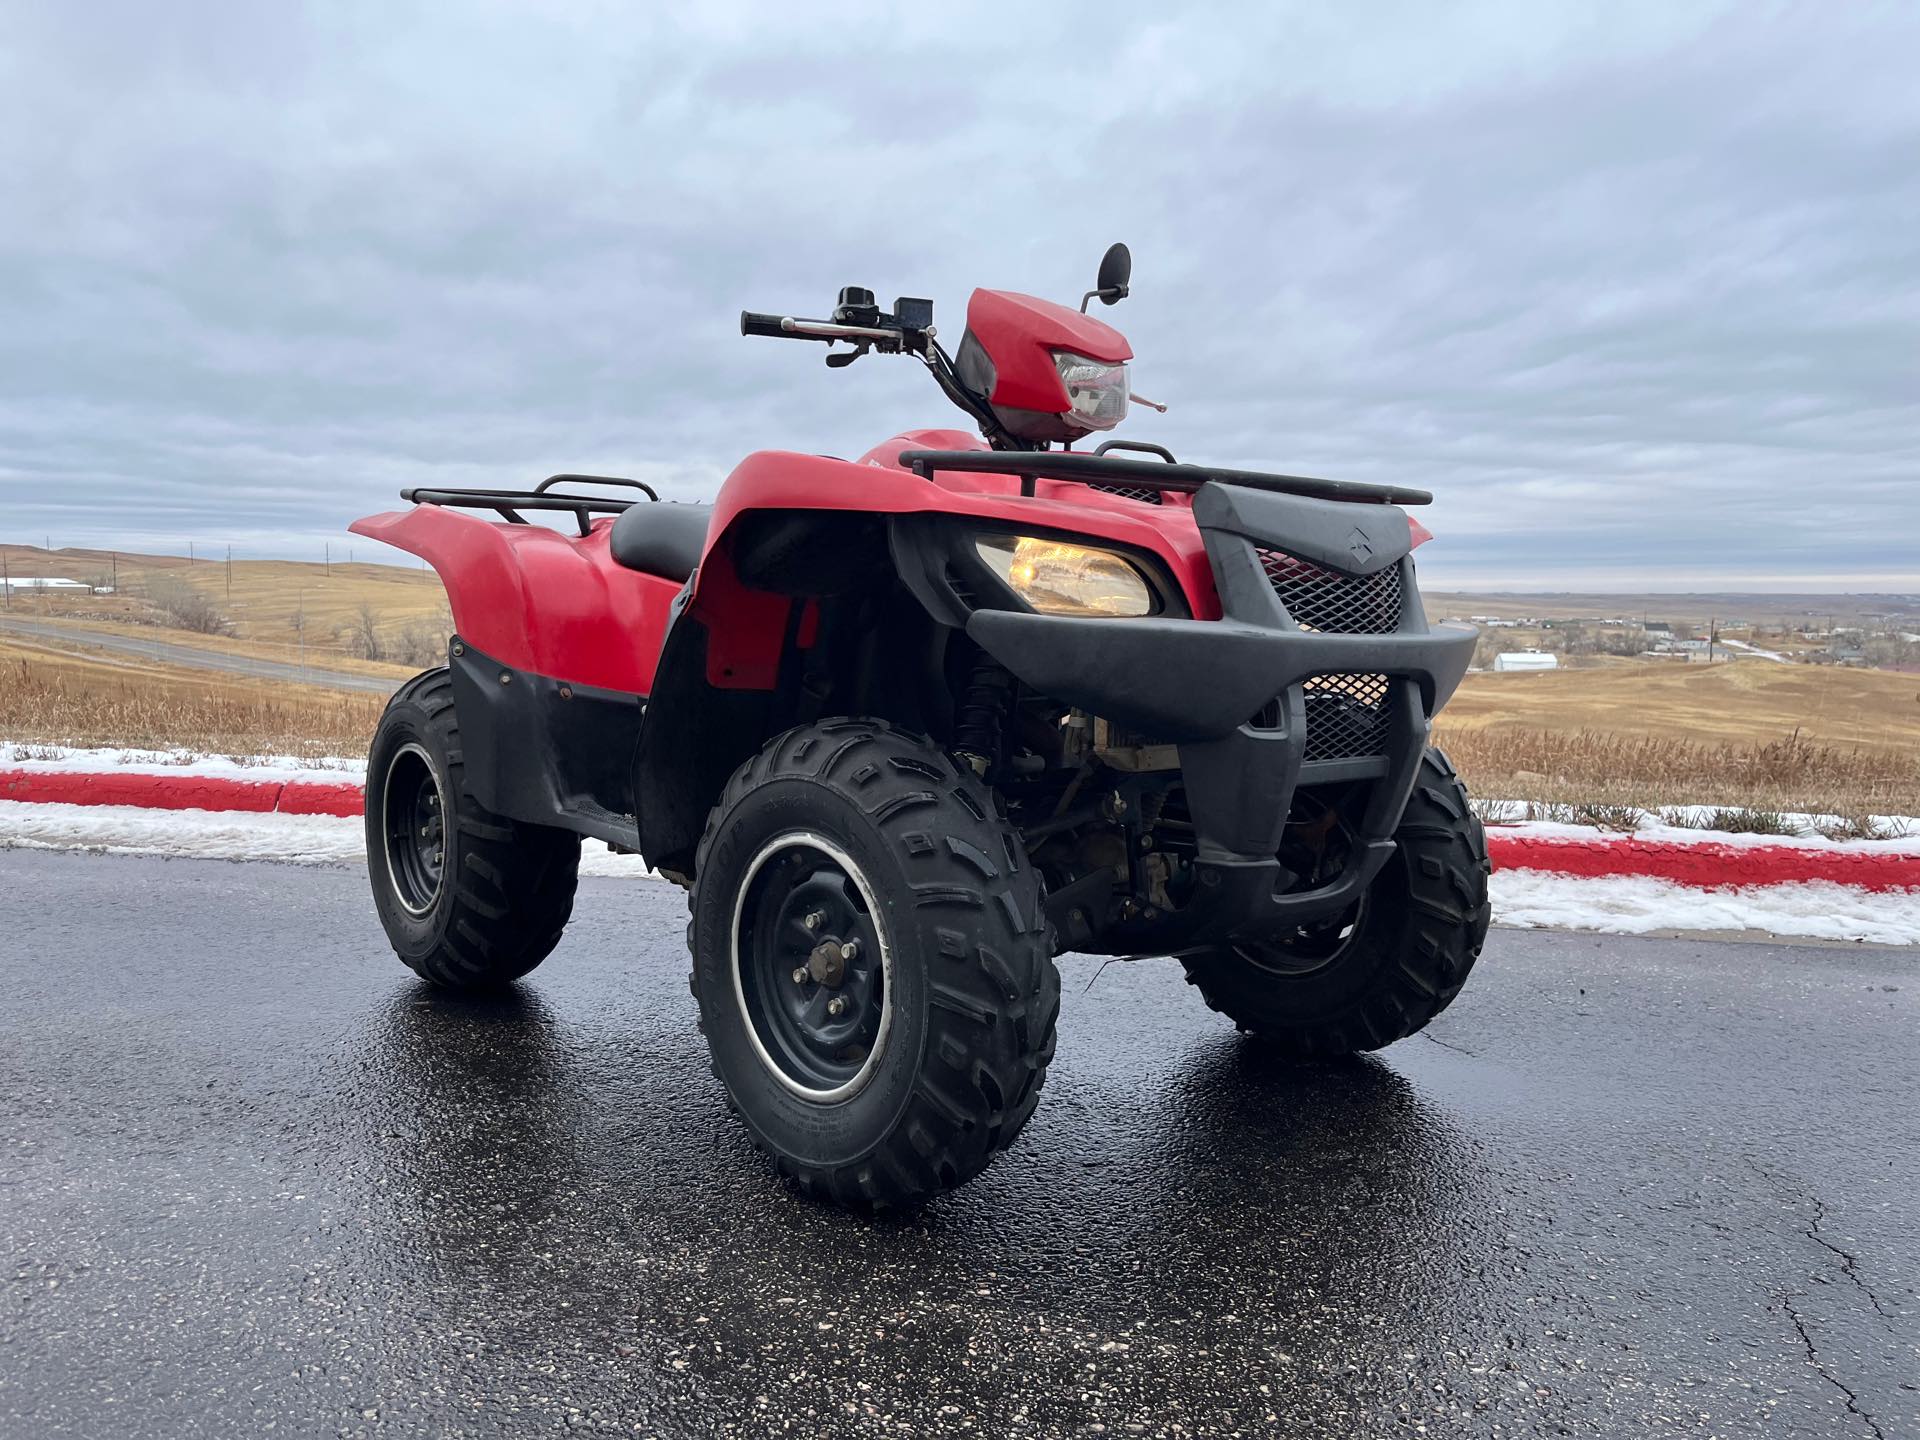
[[1492, 871, 1920, 946], [1488, 816, 1920, 855], [0, 800, 656, 879], [1478, 808, 1920, 848], [3, 742, 365, 782]]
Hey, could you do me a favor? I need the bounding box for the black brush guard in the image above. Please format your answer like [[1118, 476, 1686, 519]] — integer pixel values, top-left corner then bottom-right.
[[963, 479, 1476, 950]]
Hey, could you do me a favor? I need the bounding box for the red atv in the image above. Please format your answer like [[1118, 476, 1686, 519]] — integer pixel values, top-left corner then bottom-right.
[[351, 245, 1489, 1207]]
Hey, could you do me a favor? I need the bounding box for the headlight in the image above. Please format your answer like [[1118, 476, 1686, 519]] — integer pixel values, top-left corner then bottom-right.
[[1051, 350, 1129, 431], [975, 535, 1153, 617]]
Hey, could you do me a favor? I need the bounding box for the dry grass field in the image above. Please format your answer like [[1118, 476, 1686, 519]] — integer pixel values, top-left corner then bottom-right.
[[0, 542, 448, 657], [0, 634, 385, 756], [1443, 661, 1920, 750]]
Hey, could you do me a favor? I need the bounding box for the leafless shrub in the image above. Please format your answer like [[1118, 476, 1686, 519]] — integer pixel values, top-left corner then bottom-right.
[[389, 615, 452, 669], [144, 575, 234, 636], [344, 603, 386, 662]]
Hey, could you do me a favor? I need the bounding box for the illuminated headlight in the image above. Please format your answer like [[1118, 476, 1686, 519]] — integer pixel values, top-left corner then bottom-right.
[[975, 535, 1153, 617], [1051, 351, 1129, 431]]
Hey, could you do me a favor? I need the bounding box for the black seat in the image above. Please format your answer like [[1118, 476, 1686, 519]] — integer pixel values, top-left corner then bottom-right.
[[609, 502, 713, 581]]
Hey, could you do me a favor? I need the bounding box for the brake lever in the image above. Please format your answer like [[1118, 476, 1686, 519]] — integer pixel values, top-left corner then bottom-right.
[[825, 341, 871, 369]]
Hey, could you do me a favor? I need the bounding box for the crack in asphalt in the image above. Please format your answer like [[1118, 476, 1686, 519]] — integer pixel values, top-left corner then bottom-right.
[[1744, 1156, 1899, 1331], [1738, 1155, 1897, 1440], [1775, 1287, 1888, 1440], [1421, 1031, 1476, 1057], [1807, 1194, 1900, 1326]]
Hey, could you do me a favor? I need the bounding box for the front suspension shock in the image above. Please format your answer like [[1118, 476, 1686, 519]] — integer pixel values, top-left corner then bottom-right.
[[952, 654, 1015, 777]]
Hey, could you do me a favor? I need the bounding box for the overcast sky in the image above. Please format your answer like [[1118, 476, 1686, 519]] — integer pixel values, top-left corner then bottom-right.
[[1, 3, 1915, 589]]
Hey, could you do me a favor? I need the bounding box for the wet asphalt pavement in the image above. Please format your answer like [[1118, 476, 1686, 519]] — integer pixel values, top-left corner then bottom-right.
[[1, 849, 1914, 1438]]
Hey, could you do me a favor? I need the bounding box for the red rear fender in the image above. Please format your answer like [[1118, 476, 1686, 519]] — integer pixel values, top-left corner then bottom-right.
[[349, 506, 679, 695]]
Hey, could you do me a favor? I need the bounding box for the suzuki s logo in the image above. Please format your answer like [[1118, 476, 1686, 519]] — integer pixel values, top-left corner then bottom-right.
[[1346, 526, 1376, 566]]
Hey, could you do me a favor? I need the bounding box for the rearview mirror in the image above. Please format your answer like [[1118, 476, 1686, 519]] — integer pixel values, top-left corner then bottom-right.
[[1081, 242, 1132, 311]]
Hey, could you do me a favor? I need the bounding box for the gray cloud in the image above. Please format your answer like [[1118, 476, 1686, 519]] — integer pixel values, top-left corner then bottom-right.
[[1, 2, 1915, 588]]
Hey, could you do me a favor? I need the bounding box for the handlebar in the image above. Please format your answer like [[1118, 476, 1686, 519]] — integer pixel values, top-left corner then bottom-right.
[[738, 293, 1004, 436], [740, 310, 810, 340], [740, 310, 911, 346]]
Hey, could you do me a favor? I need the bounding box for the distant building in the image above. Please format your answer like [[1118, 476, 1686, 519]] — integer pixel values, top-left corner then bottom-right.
[[1493, 651, 1559, 673], [0, 576, 85, 591]]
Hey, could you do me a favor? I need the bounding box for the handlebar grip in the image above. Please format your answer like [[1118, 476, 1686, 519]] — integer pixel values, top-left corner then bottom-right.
[[741, 310, 811, 340]]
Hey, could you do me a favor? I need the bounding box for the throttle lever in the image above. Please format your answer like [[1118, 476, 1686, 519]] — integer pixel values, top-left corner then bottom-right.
[[825, 342, 870, 369]]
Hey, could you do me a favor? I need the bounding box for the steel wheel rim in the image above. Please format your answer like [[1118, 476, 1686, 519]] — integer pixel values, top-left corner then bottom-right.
[[730, 831, 894, 1103], [383, 742, 447, 917], [1233, 890, 1368, 978]]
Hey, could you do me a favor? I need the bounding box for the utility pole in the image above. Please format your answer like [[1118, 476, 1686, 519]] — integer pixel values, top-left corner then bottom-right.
[[189, 540, 195, 566], [111, 552, 117, 592], [226, 544, 232, 600], [2, 553, 10, 611], [325, 542, 330, 578]]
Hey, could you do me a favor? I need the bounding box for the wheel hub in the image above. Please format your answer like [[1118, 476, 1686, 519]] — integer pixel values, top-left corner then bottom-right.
[[382, 742, 447, 917], [731, 833, 892, 1102], [805, 937, 855, 987]]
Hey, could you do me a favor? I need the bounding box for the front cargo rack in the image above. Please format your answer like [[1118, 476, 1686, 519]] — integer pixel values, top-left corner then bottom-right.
[[898, 449, 1431, 506], [399, 474, 660, 536]]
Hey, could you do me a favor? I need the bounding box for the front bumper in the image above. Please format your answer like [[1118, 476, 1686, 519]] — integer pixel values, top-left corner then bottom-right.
[[964, 480, 1476, 944]]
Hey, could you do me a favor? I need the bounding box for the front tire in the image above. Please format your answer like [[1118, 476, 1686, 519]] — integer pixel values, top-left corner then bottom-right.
[[1181, 747, 1490, 1058], [365, 667, 581, 989], [688, 719, 1060, 1209]]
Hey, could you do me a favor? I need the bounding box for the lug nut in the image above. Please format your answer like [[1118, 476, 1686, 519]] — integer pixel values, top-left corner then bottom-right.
[[840, 939, 859, 961], [826, 996, 848, 1018], [804, 911, 824, 931], [791, 966, 809, 986]]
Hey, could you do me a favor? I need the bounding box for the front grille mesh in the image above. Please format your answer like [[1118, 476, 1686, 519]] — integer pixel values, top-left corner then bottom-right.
[[1258, 549, 1402, 634], [1301, 673, 1392, 761], [1087, 482, 1163, 505]]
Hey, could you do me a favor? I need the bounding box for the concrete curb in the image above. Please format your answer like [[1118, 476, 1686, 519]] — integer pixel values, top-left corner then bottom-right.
[[0, 769, 363, 818], [1484, 828, 1919, 893], [4, 767, 1916, 890]]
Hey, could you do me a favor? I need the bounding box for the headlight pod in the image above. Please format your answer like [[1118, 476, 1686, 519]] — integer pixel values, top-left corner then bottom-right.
[[1051, 350, 1129, 431], [974, 535, 1153, 618]]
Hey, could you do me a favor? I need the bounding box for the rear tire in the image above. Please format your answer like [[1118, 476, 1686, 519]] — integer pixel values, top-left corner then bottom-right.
[[365, 667, 581, 989], [688, 719, 1060, 1210], [1181, 747, 1490, 1057]]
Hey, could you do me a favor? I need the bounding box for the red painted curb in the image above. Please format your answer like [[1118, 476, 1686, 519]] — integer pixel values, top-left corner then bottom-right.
[[0, 769, 283, 812], [277, 778, 365, 818], [1486, 831, 1920, 893], [0, 768, 365, 818]]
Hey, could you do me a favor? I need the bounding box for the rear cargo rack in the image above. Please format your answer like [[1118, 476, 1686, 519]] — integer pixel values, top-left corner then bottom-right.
[[898, 450, 1431, 506], [399, 474, 659, 536]]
